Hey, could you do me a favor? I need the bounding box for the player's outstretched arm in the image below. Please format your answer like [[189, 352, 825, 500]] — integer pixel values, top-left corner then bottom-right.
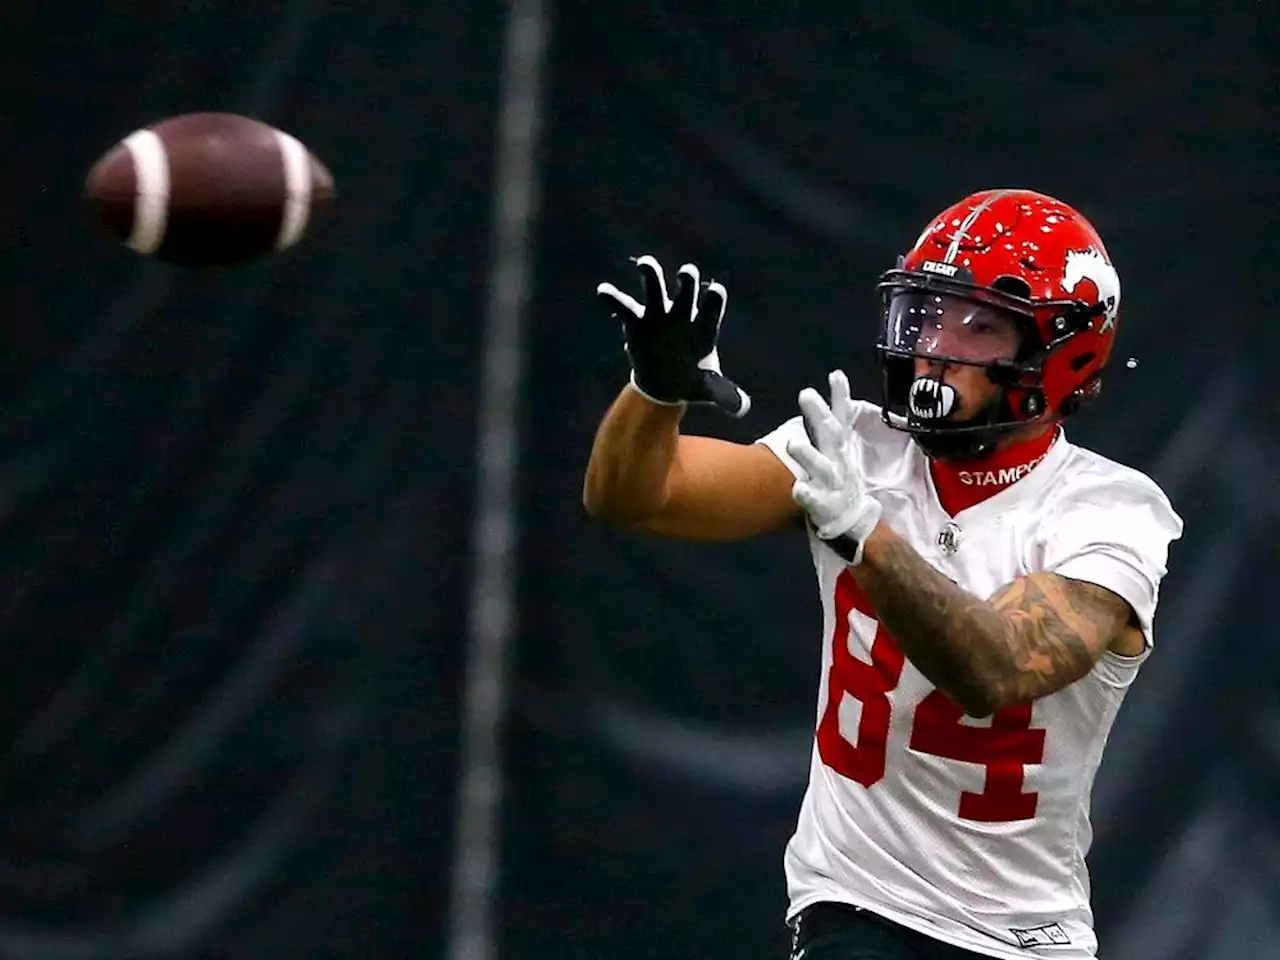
[[854, 526, 1135, 716], [583, 385, 800, 540], [584, 254, 800, 540]]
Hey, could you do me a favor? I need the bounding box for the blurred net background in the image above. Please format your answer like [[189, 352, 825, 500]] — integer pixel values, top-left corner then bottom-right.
[[0, 1, 1274, 958]]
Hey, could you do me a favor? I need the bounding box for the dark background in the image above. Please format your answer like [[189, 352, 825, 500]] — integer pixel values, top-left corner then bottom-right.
[[1, 2, 1274, 958]]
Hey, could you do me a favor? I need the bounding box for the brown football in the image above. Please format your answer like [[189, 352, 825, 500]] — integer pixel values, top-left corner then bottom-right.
[[85, 112, 335, 267]]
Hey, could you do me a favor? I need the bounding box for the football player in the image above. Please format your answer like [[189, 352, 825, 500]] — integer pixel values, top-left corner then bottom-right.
[[583, 189, 1184, 960]]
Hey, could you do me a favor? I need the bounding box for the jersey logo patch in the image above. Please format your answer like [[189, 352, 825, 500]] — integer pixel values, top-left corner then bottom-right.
[[1010, 923, 1072, 948]]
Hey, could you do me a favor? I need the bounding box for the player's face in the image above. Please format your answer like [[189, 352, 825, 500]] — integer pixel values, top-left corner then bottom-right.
[[895, 294, 1023, 422]]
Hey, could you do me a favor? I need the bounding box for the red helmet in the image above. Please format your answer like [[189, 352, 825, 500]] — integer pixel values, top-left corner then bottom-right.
[[876, 189, 1121, 458]]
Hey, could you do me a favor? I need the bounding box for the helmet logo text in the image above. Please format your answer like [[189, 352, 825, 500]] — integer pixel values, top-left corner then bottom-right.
[[920, 260, 959, 278]]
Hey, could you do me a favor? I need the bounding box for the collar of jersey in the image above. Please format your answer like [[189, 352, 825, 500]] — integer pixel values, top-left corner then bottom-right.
[[919, 427, 1071, 524]]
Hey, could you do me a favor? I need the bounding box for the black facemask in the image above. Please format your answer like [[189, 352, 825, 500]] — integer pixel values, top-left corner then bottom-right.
[[874, 273, 1056, 460]]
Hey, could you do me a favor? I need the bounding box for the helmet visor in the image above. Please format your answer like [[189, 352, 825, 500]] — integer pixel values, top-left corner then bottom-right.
[[883, 291, 1026, 366]]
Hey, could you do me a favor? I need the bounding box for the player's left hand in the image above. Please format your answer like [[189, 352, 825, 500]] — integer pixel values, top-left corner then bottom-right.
[[786, 369, 883, 565], [596, 256, 751, 417]]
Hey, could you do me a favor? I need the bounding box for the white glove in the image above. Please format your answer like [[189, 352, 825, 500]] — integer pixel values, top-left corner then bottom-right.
[[786, 370, 883, 565]]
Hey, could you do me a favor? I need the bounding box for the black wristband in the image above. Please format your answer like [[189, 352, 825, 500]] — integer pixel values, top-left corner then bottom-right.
[[805, 517, 862, 565], [825, 532, 863, 565]]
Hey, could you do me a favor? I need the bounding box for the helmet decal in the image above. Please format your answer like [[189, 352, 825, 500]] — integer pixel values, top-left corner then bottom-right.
[[941, 188, 1009, 263], [1062, 248, 1120, 331]]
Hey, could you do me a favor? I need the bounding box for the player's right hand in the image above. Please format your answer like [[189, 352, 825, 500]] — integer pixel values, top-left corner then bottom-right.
[[787, 369, 883, 565], [596, 255, 751, 418]]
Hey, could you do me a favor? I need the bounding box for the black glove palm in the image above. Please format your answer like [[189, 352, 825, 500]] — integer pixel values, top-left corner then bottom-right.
[[596, 255, 751, 417]]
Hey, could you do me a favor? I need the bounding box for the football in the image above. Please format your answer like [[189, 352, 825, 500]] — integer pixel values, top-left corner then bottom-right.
[[85, 112, 335, 267]]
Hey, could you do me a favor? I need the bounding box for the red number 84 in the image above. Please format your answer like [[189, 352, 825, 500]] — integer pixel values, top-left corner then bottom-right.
[[817, 570, 1046, 823]]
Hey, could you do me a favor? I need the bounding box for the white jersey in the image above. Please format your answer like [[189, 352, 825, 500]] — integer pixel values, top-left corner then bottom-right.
[[757, 401, 1183, 960]]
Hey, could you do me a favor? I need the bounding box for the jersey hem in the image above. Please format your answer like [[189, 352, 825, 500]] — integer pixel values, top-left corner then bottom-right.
[[786, 892, 1096, 960]]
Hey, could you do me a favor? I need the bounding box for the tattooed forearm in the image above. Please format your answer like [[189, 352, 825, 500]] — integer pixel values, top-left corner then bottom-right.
[[853, 528, 1011, 715], [988, 575, 1129, 703], [853, 525, 1131, 715]]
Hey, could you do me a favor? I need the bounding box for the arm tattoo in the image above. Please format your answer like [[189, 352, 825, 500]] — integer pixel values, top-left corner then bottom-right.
[[989, 575, 1131, 704], [853, 527, 1132, 715]]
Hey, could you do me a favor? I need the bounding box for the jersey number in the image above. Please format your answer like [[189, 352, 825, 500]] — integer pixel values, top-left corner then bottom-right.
[[816, 570, 1046, 822]]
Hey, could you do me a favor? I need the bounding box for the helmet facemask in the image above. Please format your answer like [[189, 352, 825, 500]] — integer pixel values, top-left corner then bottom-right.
[[875, 273, 1064, 461]]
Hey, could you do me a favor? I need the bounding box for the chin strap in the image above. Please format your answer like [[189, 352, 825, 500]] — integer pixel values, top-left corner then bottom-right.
[[914, 430, 998, 461]]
